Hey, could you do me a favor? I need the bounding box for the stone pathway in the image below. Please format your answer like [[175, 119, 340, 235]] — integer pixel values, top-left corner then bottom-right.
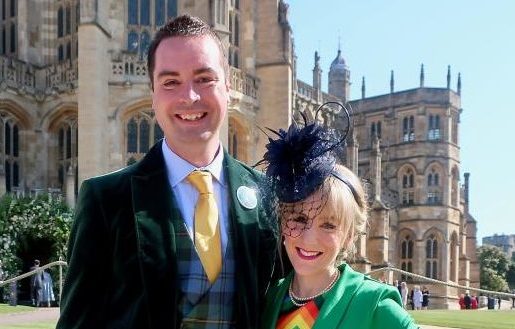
[[0, 307, 59, 325]]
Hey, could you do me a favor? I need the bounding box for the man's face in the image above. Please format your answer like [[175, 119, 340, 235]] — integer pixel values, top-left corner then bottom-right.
[[152, 35, 229, 155]]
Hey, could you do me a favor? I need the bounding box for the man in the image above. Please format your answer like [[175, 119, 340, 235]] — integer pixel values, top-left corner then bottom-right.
[[30, 259, 43, 307], [57, 15, 277, 329]]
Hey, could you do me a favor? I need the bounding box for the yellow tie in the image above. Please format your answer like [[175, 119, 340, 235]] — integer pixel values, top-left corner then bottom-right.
[[187, 170, 222, 283]]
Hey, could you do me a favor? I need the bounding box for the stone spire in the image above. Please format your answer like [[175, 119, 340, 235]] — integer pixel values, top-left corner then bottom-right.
[[457, 73, 462, 95], [371, 135, 382, 201], [390, 70, 394, 93], [420, 63, 425, 87], [313, 51, 322, 101], [361, 76, 366, 99], [447, 65, 451, 89]]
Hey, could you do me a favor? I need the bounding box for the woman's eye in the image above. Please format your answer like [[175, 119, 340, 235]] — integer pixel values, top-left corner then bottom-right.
[[293, 216, 309, 224], [321, 222, 337, 230]]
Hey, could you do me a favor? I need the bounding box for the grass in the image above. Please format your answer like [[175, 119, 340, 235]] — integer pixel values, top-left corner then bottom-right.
[[0, 322, 56, 329], [0, 304, 57, 329], [409, 310, 515, 329], [0, 305, 35, 315]]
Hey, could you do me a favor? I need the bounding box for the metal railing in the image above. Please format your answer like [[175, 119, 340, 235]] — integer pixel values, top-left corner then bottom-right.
[[0, 260, 68, 304], [365, 266, 515, 299]]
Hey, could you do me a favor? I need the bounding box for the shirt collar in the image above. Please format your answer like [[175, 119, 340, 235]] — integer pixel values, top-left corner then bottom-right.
[[161, 139, 225, 187]]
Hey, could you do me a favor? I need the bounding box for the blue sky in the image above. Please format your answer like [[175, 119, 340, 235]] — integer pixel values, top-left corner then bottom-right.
[[287, 0, 515, 242]]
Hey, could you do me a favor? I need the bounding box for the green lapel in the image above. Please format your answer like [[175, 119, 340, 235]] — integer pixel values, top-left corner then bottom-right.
[[314, 264, 365, 329], [223, 151, 262, 327], [262, 264, 366, 329], [131, 141, 183, 327]]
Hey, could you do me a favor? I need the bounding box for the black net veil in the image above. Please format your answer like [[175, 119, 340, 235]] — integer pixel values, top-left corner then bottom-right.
[[256, 102, 352, 238]]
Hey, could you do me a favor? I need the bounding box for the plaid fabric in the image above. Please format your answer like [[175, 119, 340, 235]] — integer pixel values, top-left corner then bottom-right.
[[173, 218, 236, 329]]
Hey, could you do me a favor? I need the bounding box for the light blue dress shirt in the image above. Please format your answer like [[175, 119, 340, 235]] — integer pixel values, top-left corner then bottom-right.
[[161, 140, 229, 255]]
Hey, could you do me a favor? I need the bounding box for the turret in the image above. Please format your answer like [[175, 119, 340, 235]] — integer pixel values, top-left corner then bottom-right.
[[328, 46, 350, 102]]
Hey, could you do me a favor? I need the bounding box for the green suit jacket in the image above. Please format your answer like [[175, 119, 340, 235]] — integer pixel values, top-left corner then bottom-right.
[[57, 141, 277, 329], [262, 264, 418, 329]]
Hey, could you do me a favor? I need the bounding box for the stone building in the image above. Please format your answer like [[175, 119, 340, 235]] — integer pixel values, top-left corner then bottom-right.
[[483, 234, 515, 260], [0, 0, 478, 308]]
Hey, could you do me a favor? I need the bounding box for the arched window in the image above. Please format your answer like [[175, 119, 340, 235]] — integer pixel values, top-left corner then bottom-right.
[[9, 21, 14, 53], [401, 168, 415, 205], [229, 1, 240, 68], [425, 234, 438, 279], [127, 31, 139, 53], [127, 0, 178, 57], [125, 110, 162, 164], [370, 120, 382, 143], [140, 30, 151, 59], [427, 167, 441, 204], [58, 7, 64, 37], [0, 113, 21, 192], [402, 115, 415, 142], [65, 6, 71, 35], [155, 0, 165, 26], [56, 1, 79, 62], [428, 114, 441, 140], [56, 120, 78, 191], [400, 234, 414, 282]]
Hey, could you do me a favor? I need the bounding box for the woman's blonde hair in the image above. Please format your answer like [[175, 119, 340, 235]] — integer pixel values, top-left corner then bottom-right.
[[323, 164, 368, 262]]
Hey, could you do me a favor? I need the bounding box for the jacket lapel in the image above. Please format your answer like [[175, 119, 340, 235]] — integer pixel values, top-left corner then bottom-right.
[[224, 152, 261, 327], [314, 264, 365, 329], [131, 142, 183, 327]]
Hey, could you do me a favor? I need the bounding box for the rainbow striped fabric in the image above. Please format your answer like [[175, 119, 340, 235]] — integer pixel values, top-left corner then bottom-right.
[[276, 300, 320, 329]]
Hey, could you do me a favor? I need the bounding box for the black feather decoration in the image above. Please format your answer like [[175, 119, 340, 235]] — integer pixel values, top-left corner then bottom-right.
[[261, 102, 351, 203]]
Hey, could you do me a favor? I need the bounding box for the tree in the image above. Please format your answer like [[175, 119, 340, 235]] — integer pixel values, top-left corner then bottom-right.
[[478, 245, 510, 291]]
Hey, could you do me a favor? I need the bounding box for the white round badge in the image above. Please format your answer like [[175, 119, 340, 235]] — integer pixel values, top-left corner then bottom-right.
[[236, 186, 258, 210]]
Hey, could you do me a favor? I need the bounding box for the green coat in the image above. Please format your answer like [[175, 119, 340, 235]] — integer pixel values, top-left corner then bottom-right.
[[57, 141, 277, 329], [262, 264, 418, 329]]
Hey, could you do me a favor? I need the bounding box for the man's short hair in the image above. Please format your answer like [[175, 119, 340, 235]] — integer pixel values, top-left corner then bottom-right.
[[147, 15, 229, 90]]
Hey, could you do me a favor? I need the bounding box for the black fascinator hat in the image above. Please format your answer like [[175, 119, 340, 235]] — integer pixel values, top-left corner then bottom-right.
[[257, 102, 351, 203]]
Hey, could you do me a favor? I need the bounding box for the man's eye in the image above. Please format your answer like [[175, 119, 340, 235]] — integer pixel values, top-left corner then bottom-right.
[[163, 80, 179, 87], [197, 76, 217, 84]]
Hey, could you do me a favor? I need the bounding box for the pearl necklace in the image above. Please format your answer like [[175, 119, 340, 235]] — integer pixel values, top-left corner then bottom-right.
[[288, 270, 341, 307]]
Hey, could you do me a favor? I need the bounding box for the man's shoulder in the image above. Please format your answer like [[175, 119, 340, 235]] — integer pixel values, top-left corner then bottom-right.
[[225, 154, 265, 181]]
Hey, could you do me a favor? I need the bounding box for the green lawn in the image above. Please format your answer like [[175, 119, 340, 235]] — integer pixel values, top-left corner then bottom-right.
[[409, 310, 515, 329], [0, 322, 56, 329], [0, 304, 57, 329], [0, 305, 35, 315]]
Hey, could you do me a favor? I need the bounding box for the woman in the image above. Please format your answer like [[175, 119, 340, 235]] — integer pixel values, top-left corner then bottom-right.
[[259, 103, 417, 329], [413, 286, 423, 310]]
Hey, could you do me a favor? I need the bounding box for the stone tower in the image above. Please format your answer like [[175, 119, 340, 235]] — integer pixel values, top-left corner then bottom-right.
[[328, 47, 350, 103]]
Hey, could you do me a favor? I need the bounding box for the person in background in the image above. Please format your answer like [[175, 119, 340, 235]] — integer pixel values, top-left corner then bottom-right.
[[400, 281, 409, 309], [413, 286, 423, 310], [260, 105, 418, 328], [57, 15, 277, 329], [29, 259, 43, 307], [41, 270, 55, 307], [471, 295, 478, 309], [464, 292, 472, 309], [421, 286, 430, 310]]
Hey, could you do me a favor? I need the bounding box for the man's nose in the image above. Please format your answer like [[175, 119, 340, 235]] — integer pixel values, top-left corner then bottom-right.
[[178, 82, 200, 105]]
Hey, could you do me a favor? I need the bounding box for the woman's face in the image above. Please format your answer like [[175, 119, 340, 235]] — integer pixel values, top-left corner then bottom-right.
[[281, 189, 346, 279]]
